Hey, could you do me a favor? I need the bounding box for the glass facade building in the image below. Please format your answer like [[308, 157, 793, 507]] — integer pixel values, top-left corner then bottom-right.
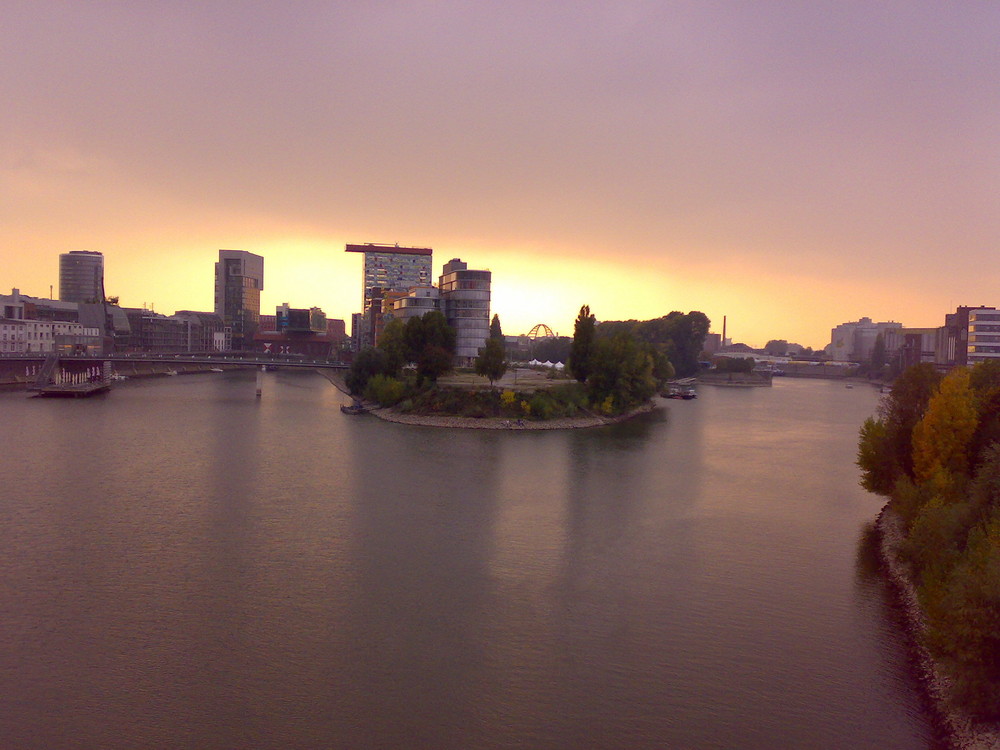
[[59, 251, 104, 303], [439, 258, 491, 364], [214, 250, 264, 351]]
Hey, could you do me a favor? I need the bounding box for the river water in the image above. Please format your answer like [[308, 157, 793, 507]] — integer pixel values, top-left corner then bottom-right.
[[0, 371, 942, 749]]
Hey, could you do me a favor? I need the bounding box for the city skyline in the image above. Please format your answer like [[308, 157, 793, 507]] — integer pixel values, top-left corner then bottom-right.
[[4, 3, 999, 348]]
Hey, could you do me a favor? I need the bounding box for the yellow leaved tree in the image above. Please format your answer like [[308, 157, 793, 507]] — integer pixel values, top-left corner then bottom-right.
[[911, 367, 977, 489]]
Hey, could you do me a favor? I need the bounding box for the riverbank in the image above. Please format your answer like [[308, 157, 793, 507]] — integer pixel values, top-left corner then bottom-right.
[[876, 506, 1000, 749], [367, 399, 658, 430]]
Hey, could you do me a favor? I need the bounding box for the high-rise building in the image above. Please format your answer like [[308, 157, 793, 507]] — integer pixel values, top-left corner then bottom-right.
[[346, 243, 432, 348], [439, 258, 491, 365], [214, 249, 264, 351], [345, 244, 433, 308], [59, 251, 104, 303]]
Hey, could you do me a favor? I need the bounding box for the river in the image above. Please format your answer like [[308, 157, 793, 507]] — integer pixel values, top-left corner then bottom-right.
[[0, 371, 943, 748]]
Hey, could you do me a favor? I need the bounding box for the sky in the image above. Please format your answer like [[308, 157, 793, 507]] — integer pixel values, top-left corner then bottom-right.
[[3, 2, 999, 349]]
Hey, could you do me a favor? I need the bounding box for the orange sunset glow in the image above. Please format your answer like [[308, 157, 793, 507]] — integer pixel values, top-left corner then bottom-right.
[[4, 3, 1000, 348]]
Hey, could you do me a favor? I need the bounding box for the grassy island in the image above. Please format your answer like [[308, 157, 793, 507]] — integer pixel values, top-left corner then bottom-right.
[[858, 362, 1000, 744], [345, 306, 709, 425]]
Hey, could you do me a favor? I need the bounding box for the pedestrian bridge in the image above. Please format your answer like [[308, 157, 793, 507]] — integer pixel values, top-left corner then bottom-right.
[[3, 353, 350, 370]]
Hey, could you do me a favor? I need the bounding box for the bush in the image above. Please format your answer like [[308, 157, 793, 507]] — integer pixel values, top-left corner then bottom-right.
[[364, 374, 406, 406]]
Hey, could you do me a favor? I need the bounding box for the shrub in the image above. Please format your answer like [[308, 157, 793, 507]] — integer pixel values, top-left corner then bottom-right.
[[364, 374, 406, 406]]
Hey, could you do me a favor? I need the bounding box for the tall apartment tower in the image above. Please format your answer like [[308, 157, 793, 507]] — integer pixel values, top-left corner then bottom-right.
[[439, 258, 491, 365], [59, 251, 104, 303], [345, 243, 433, 311], [214, 249, 264, 350], [346, 243, 432, 348]]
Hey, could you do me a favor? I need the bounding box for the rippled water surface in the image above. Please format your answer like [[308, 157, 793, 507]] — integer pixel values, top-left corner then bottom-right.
[[0, 372, 942, 748]]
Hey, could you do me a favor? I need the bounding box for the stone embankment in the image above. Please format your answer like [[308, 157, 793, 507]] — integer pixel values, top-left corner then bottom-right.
[[876, 507, 1000, 750]]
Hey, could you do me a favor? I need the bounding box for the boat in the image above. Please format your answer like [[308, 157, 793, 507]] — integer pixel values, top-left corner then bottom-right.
[[340, 402, 368, 415], [209, 367, 224, 373], [34, 381, 111, 398], [664, 386, 697, 400]]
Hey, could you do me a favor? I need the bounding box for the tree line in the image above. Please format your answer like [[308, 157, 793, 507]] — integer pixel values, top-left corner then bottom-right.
[[858, 362, 1000, 719]]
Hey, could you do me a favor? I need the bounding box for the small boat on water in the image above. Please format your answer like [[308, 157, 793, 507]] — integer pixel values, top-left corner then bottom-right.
[[664, 386, 697, 400], [341, 401, 368, 415]]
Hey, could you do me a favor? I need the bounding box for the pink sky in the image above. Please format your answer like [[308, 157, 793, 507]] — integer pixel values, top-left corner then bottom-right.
[[3, 2, 999, 348]]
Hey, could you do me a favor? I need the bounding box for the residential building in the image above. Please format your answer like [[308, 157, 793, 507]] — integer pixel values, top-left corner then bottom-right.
[[59, 251, 104, 303], [346, 243, 432, 348], [439, 258, 491, 365], [214, 250, 264, 350], [3, 319, 97, 353], [962, 307, 1000, 365], [0, 319, 27, 353], [346, 243, 433, 310], [171, 311, 229, 352]]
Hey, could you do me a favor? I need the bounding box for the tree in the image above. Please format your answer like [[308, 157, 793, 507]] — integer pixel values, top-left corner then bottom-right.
[[490, 314, 503, 340], [475, 337, 508, 387], [417, 344, 454, 383], [346, 347, 391, 395], [403, 311, 457, 383], [569, 304, 596, 383], [871, 333, 886, 370], [377, 318, 407, 375], [912, 367, 977, 487], [586, 334, 656, 412], [764, 339, 789, 357], [597, 311, 710, 377], [881, 362, 942, 480]]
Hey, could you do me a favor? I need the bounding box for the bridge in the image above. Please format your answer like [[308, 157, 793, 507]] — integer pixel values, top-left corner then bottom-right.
[[2, 353, 350, 371]]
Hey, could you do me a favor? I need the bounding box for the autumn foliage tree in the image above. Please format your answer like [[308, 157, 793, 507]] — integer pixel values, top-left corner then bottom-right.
[[911, 367, 977, 487], [858, 362, 1000, 721]]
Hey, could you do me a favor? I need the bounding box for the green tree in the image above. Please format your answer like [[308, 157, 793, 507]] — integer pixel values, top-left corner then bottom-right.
[[871, 333, 886, 370], [858, 416, 895, 495], [475, 337, 508, 387], [764, 339, 789, 357], [912, 367, 977, 487], [490, 314, 503, 340], [569, 304, 596, 382], [417, 344, 454, 383], [881, 362, 942, 480], [586, 334, 656, 412], [403, 311, 457, 383], [377, 318, 407, 375], [856, 362, 941, 495], [346, 347, 391, 395]]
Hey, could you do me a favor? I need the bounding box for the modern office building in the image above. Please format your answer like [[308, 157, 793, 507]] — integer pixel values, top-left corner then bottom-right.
[[214, 250, 264, 350], [59, 251, 105, 303], [439, 258, 491, 365]]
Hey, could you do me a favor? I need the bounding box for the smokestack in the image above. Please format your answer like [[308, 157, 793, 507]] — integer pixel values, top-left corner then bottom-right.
[[722, 315, 727, 346]]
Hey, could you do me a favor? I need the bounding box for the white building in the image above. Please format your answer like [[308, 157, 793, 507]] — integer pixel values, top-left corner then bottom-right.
[[826, 317, 901, 361], [966, 308, 1000, 364]]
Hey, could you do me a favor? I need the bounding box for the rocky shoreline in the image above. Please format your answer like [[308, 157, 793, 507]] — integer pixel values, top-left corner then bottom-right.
[[875, 506, 1000, 749], [368, 399, 658, 430]]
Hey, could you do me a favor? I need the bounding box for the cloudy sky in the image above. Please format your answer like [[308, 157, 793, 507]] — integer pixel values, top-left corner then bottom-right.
[[3, 2, 999, 348]]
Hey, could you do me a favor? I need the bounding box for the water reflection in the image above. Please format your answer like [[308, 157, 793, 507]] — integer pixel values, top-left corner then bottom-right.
[[0, 375, 941, 749]]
